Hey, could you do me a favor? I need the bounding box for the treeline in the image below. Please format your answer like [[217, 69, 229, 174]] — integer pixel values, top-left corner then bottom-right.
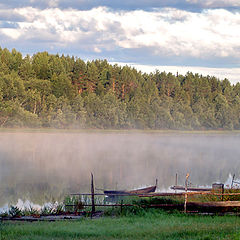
[[0, 47, 240, 130]]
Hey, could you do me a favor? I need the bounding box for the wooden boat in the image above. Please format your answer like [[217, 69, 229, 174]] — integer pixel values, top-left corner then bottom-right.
[[103, 190, 128, 195], [128, 185, 157, 194], [103, 180, 158, 196], [103, 186, 157, 196]]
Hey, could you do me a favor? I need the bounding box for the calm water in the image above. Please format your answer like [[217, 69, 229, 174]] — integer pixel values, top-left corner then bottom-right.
[[1, 131, 240, 206]]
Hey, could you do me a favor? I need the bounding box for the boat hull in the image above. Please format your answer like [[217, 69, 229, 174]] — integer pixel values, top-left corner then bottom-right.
[[104, 185, 157, 196]]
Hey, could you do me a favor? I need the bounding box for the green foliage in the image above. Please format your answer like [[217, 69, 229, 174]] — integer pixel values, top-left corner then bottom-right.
[[32, 52, 51, 79], [135, 196, 183, 206], [1, 47, 240, 130], [63, 196, 84, 213], [8, 205, 22, 217], [2, 212, 240, 240], [22, 206, 40, 216]]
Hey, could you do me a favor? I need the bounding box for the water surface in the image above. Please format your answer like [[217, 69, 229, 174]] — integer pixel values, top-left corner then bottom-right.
[[1, 131, 240, 206]]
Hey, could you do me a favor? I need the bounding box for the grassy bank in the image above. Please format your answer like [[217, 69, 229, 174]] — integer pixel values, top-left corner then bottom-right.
[[1, 211, 240, 240]]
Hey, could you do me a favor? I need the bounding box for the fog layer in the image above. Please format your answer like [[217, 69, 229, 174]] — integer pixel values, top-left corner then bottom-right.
[[1, 131, 240, 206]]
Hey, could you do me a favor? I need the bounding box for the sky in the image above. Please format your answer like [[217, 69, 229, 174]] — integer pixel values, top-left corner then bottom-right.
[[0, 1, 240, 83]]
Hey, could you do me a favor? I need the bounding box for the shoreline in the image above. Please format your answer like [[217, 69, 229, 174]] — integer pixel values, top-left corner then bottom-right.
[[0, 128, 240, 135]]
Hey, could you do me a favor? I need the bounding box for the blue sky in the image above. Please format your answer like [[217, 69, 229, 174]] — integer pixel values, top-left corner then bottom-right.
[[0, 0, 240, 83]]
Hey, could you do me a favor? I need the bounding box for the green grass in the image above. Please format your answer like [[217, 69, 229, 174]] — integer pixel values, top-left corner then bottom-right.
[[1, 211, 240, 240]]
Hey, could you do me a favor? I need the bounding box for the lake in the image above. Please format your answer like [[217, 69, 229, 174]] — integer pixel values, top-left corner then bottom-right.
[[1, 130, 240, 207]]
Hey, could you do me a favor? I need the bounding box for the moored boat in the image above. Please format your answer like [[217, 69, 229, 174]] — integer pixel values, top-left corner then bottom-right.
[[128, 185, 157, 194], [103, 180, 158, 196]]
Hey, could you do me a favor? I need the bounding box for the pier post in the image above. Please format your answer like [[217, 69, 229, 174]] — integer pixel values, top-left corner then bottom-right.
[[91, 173, 95, 217], [175, 173, 178, 193], [120, 200, 123, 214], [184, 173, 189, 213]]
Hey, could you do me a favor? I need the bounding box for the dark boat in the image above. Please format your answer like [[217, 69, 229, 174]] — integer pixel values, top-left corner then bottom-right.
[[103, 186, 157, 196], [103, 180, 158, 196], [128, 185, 157, 194], [103, 190, 128, 195]]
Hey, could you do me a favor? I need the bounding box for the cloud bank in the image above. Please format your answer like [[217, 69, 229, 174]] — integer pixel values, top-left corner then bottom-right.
[[1, 7, 240, 63], [0, 5, 240, 82], [114, 63, 240, 84]]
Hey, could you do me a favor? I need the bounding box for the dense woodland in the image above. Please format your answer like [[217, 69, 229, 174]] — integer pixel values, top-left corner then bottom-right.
[[0, 47, 240, 130]]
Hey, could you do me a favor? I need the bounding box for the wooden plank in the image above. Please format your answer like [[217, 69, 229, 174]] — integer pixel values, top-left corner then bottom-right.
[[190, 201, 240, 207], [66, 204, 133, 207], [66, 201, 240, 208], [1, 215, 83, 222], [171, 186, 212, 192]]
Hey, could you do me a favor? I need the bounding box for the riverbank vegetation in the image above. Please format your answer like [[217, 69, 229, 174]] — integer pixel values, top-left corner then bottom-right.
[[2, 194, 240, 239], [1, 47, 240, 130]]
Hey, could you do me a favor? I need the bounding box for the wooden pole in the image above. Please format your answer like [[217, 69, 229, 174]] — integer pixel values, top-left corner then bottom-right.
[[222, 184, 224, 201], [91, 172, 95, 217], [175, 173, 178, 194], [231, 174, 235, 189], [184, 173, 189, 213]]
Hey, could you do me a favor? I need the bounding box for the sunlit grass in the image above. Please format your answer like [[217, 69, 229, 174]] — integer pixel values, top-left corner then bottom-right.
[[1, 211, 240, 240]]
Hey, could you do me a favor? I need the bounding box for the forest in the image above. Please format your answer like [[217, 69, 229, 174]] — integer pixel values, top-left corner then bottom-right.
[[0, 47, 240, 130]]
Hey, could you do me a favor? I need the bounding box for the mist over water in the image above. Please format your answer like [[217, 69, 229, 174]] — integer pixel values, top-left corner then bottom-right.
[[1, 131, 240, 207]]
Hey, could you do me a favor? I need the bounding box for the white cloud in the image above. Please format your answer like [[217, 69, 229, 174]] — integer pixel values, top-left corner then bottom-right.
[[117, 8, 240, 59], [0, 6, 240, 67], [113, 62, 240, 84], [1, 28, 21, 40]]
